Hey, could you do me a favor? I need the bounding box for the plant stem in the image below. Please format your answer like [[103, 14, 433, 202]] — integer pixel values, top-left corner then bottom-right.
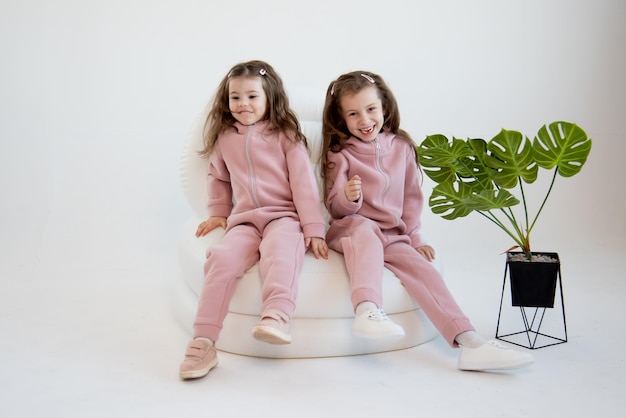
[[518, 178, 530, 234], [527, 168, 558, 235], [501, 205, 525, 243], [477, 210, 525, 250], [517, 178, 532, 256]]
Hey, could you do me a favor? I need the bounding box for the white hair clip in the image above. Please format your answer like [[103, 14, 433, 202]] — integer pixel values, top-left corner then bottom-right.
[[330, 82, 336, 96], [259, 68, 267, 76], [360, 73, 375, 83]]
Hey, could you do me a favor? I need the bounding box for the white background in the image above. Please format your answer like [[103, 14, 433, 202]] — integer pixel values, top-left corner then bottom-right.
[[1, 0, 624, 274], [1, 1, 625, 417]]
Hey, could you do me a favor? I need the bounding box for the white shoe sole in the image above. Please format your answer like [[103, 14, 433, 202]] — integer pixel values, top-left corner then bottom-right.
[[458, 357, 535, 371], [252, 326, 292, 345], [179, 357, 218, 380], [352, 328, 406, 339]]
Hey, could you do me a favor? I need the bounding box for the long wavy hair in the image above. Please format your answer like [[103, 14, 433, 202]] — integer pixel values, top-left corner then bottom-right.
[[199, 60, 306, 157], [319, 71, 417, 202]]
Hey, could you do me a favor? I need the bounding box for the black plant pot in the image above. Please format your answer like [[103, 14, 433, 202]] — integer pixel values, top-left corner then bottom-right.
[[507, 252, 560, 308]]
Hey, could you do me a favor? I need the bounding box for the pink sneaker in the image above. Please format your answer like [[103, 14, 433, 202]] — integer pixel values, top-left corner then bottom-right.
[[179, 339, 218, 379], [251, 309, 292, 345]]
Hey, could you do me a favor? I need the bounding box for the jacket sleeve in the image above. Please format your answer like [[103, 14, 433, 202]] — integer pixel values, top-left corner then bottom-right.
[[325, 150, 361, 219], [207, 142, 234, 218], [286, 142, 327, 239], [402, 144, 427, 248]]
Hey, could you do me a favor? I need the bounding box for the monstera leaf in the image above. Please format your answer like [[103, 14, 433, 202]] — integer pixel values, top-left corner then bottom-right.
[[486, 129, 538, 189], [466, 138, 498, 186], [534, 121, 592, 177], [418, 134, 475, 183], [429, 181, 520, 220]]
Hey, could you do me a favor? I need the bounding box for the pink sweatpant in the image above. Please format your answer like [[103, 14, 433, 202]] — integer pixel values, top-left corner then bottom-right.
[[193, 217, 305, 341], [327, 215, 474, 347]]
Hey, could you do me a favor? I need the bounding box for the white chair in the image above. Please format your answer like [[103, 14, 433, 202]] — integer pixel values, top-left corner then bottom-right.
[[173, 85, 440, 358]]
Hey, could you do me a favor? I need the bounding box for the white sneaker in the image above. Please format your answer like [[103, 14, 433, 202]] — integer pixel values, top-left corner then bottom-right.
[[352, 309, 405, 339], [458, 339, 535, 371]]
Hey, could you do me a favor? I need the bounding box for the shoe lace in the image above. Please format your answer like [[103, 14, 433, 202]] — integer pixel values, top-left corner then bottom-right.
[[367, 309, 389, 322], [487, 340, 509, 350]]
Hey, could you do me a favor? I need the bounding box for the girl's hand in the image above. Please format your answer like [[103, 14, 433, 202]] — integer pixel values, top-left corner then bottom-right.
[[196, 216, 227, 237], [416, 245, 435, 262], [305, 237, 329, 260], [344, 175, 362, 202]]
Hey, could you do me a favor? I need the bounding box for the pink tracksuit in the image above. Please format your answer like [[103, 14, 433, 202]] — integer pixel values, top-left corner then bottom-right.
[[325, 131, 474, 347], [193, 121, 326, 341]]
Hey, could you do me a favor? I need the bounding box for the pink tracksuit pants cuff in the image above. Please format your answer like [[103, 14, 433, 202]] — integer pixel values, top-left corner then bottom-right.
[[441, 319, 475, 348], [193, 324, 222, 342], [350, 288, 383, 312]]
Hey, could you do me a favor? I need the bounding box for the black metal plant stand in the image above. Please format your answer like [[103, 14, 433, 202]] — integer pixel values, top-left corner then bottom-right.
[[495, 258, 568, 349]]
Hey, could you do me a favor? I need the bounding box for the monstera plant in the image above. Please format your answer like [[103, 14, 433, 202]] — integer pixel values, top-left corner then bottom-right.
[[417, 121, 592, 260]]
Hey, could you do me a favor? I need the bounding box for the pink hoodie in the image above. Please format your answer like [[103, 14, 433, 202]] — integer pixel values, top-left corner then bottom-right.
[[206, 120, 326, 239], [325, 131, 426, 248]]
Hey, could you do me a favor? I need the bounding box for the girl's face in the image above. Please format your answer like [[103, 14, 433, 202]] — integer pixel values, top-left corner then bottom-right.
[[228, 76, 267, 126], [339, 86, 384, 143]]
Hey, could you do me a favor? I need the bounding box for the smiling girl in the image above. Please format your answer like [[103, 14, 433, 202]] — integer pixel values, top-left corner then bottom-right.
[[179, 60, 328, 380], [320, 71, 534, 372]]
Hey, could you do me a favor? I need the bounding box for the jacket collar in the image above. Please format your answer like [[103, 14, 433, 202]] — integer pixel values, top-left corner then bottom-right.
[[345, 131, 394, 154], [233, 120, 271, 135]]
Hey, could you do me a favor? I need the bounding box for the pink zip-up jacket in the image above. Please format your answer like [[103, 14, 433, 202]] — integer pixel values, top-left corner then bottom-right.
[[207, 120, 326, 239], [325, 131, 427, 248]]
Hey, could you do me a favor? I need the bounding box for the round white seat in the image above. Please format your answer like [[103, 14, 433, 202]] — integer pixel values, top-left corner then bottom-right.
[[173, 85, 439, 358]]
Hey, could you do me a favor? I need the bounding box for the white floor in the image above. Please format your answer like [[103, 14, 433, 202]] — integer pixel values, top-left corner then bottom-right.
[[2, 229, 624, 418]]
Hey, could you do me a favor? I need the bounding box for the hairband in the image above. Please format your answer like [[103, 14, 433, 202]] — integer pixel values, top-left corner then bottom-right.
[[330, 73, 376, 96]]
